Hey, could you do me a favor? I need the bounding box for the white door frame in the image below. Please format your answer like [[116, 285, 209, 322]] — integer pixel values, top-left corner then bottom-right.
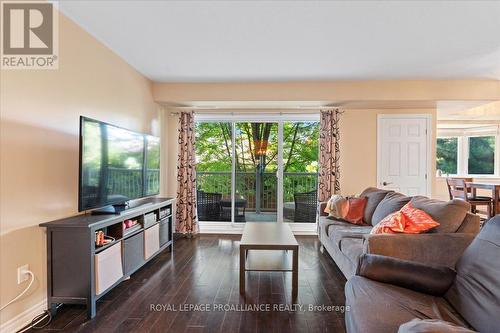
[[194, 113, 320, 234], [377, 114, 433, 197]]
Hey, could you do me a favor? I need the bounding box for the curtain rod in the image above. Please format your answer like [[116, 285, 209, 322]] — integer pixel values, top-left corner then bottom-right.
[[167, 107, 338, 115], [169, 111, 325, 116]]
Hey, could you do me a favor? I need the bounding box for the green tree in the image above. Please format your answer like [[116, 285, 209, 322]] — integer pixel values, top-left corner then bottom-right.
[[195, 122, 319, 172], [195, 121, 320, 206], [436, 138, 458, 175], [468, 136, 495, 174]]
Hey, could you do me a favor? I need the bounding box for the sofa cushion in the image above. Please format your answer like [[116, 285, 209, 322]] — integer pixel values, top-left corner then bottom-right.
[[345, 276, 469, 333], [398, 319, 477, 333], [410, 196, 469, 233], [339, 237, 364, 264], [456, 213, 480, 234], [359, 187, 393, 225], [318, 216, 354, 238], [371, 203, 440, 235], [372, 192, 411, 226], [329, 224, 372, 248], [445, 216, 500, 333]]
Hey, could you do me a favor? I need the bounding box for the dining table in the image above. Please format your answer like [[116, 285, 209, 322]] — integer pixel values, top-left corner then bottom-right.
[[466, 181, 500, 216]]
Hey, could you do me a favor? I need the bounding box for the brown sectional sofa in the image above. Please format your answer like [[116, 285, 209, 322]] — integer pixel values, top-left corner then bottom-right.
[[318, 187, 480, 279], [345, 215, 500, 333]]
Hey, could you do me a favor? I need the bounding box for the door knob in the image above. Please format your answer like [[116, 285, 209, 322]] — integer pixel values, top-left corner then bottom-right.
[[382, 181, 393, 186]]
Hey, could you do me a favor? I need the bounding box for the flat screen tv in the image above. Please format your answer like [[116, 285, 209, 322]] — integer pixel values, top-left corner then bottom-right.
[[79, 116, 160, 213]]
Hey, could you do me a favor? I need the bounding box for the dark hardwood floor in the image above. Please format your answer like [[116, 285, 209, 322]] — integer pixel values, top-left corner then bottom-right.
[[29, 235, 347, 333]]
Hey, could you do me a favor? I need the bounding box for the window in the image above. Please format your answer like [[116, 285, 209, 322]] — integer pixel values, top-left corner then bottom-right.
[[194, 122, 232, 222], [436, 127, 499, 177], [193, 114, 320, 226], [436, 137, 458, 175], [468, 136, 495, 175]]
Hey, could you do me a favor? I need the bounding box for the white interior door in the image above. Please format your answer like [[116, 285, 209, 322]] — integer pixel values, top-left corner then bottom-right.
[[377, 115, 430, 196]]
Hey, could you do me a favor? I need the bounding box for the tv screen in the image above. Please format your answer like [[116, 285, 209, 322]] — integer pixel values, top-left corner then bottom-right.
[[79, 117, 160, 212]]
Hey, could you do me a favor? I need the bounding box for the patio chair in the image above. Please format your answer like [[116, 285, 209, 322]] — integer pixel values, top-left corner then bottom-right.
[[294, 190, 318, 222], [196, 190, 222, 221]]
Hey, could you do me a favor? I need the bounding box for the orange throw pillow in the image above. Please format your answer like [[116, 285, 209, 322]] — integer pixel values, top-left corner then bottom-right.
[[370, 211, 405, 234], [371, 202, 440, 234], [400, 202, 440, 233], [343, 197, 368, 225]]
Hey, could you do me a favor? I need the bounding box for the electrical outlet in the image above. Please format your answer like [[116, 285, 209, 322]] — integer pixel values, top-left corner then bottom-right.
[[17, 264, 29, 284]]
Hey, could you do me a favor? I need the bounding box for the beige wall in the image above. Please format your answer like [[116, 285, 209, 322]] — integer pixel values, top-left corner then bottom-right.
[[159, 108, 179, 198], [435, 178, 452, 201], [0, 12, 158, 328], [340, 109, 436, 196], [160, 108, 437, 204], [154, 80, 496, 201], [451, 100, 500, 119], [435, 100, 500, 200], [153, 80, 500, 104]]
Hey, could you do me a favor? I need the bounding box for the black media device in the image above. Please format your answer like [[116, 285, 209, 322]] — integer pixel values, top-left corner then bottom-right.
[[78, 116, 160, 214]]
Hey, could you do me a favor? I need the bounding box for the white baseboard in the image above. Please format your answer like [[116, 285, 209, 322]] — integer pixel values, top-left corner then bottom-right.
[[199, 221, 318, 235], [199, 221, 244, 234], [290, 230, 318, 235], [0, 299, 46, 333]]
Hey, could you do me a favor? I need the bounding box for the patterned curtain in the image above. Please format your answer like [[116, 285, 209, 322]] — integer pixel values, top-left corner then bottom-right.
[[318, 108, 343, 202], [176, 111, 198, 235]]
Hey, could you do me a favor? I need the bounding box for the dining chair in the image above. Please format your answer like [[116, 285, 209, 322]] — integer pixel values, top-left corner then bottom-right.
[[446, 178, 493, 218], [446, 177, 473, 200]]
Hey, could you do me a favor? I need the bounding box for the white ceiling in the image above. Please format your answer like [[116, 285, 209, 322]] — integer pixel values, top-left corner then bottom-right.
[[57, 1, 500, 82]]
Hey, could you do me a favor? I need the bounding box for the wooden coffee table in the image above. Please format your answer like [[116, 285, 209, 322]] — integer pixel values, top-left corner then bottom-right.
[[239, 222, 299, 299]]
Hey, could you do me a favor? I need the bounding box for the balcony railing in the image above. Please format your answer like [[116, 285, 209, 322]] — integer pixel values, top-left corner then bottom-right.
[[83, 167, 160, 199], [196, 171, 318, 211]]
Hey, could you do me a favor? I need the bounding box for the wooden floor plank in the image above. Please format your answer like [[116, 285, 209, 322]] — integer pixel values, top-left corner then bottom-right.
[[31, 234, 346, 333]]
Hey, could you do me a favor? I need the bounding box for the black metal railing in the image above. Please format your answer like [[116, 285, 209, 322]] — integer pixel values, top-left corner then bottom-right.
[[83, 167, 160, 199], [196, 171, 318, 211]]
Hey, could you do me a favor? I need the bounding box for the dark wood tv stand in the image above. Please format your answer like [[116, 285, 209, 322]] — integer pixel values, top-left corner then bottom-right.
[[40, 197, 175, 319]]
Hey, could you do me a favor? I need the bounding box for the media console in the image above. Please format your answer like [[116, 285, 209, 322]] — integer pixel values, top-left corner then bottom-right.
[[39, 197, 175, 319]]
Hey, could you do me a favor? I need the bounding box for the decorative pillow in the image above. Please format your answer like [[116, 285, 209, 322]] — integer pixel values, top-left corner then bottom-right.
[[370, 211, 405, 234], [371, 202, 440, 234], [324, 194, 348, 218], [410, 196, 469, 233], [359, 187, 393, 225], [400, 202, 441, 233], [324, 195, 368, 225], [343, 197, 368, 225], [371, 192, 411, 226]]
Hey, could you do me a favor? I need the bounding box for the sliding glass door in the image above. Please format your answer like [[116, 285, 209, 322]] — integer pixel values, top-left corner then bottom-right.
[[195, 122, 232, 222], [282, 121, 319, 222], [234, 122, 278, 222], [195, 115, 319, 225]]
